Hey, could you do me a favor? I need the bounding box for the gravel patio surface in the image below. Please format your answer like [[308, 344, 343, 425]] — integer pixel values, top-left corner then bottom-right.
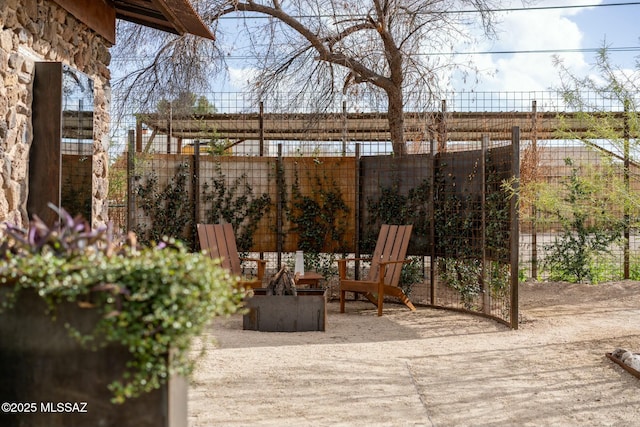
[[188, 281, 640, 426]]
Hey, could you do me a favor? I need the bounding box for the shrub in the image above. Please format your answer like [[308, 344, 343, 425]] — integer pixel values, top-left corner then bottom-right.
[[0, 206, 243, 403]]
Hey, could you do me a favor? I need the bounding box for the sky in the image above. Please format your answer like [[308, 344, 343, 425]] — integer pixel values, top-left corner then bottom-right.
[[457, 0, 640, 93], [107, 1, 640, 155], [219, 1, 640, 95]]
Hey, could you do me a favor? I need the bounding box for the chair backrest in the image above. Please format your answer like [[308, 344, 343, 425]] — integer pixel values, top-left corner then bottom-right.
[[197, 223, 241, 276], [365, 224, 413, 286]]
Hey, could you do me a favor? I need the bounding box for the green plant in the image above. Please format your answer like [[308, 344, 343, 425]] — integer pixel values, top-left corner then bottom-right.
[[437, 257, 482, 310], [629, 254, 640, 280], [286, 251, 341, 279], [485, 156, 511, 262], [364, 180, 430, 253], [399, 256, 424, 297], [433, 154, 515, 314], [287, 165, 350, 253], [433, 163, 484, 309], [0, 206, 243, 404], [433, 162, 479, 258], [363, 179, 431, 286], [61, 174, 92, 221], [134, 162, 193, 247], [587, 254, 622, 284], [517, 266, 529, 283], [202, 162, 271, 251], [487, 261, 510, 299], [541, 159, 623, 283]]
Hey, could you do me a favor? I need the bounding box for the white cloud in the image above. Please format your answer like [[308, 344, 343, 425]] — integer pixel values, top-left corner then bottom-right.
[[452, 0, 602, 92], [227, 66, 260, 90]]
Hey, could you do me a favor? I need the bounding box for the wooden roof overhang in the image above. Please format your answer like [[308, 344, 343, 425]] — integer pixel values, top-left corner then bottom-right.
[[52, 0, 214, 44], [137, 111, 640, 143], [112, 0, 214, 40]]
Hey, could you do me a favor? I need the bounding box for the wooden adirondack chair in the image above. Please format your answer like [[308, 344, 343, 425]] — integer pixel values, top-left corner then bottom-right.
[[197, 223, 266, 290], [338, 224, 416, 316]]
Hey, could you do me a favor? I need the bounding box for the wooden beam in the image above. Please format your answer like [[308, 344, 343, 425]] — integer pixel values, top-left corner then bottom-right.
[[112, 0, 215, 40], [138, 111, 640, 143], [152, 0, 215, 40], [52, 0, 116, 44]]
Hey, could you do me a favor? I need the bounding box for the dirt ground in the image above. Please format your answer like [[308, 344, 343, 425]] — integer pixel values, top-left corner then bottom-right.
[[188, 281, 640, 426]]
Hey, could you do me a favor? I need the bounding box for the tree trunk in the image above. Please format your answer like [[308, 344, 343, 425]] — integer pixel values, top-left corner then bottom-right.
[[387, 87, 406, 156]]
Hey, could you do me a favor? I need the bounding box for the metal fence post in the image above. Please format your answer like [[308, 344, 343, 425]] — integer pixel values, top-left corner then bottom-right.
[[481, 135, 489, 314], [510, 126, 521, 329], [531, 100, 538, 280], [430, 136, 436, 306], [276, 143, 284, 269], [355, 143, 361, 280], [127, 129, 136, 233], [259, 101, 264, 156], [624, 99, 630, 280], [192, 140, 200, 250]]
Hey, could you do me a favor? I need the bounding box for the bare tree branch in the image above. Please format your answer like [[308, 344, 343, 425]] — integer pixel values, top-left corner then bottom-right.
[[113, 0, 507, 155]]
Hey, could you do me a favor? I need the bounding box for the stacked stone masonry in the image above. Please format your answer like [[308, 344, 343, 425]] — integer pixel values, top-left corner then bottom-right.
[[0, 0, 111, 227]]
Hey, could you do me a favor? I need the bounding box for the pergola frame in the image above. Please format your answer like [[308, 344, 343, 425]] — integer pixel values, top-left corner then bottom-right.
[[135, 109, 639, 155]]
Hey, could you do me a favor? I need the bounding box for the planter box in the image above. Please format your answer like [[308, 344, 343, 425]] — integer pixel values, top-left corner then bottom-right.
[[243, 288, 327, 332], [0, 288, 186, 427]]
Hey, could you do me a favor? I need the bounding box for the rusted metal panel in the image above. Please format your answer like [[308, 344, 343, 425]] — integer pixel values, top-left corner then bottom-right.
[[243, 289, 327, 332], [281, 157, 357, 253], [360, 154, 432, 254], [0, 289, 187, 426]]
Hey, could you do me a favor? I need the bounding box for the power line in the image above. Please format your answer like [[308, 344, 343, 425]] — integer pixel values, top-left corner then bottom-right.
[[112, 2, 640, 61], [428, 46, 640, 57], [466, 1, 640, 14], [110, 46, 640, 62], [215, 1, 640, 20]]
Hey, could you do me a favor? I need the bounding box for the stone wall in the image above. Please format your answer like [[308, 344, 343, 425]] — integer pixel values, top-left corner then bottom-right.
[[0, 0, 111, 228]]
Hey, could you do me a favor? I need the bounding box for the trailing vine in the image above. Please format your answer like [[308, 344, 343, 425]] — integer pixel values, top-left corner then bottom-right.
[[61, 175, 92, 222], [287, 163, 350, 254], [361, 178, 431, 293], [434, 166, 482, 308], [434, 154, 512, 309], [434, 164, 480, 259], [364, 179, 431, 254], [437, 257, 483, 310], [202, 162, 271, 251], [133, 162, 193, 247], [0, 207, 242, 404], [485, 152, 511, 262]]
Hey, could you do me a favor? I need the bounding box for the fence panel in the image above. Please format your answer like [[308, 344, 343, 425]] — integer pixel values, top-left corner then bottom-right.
[[105, 90, 640, 329]]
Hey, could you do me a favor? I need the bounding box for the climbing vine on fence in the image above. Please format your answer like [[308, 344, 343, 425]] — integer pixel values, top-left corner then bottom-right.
[[434, 163, 482, 307], [434, 151, 513, 309], [285, 163, 351, 277], [202, 162, 271, 252], [287, 163, 350, 253], [364, 179, 431, 254], [133, 162, 193, 247]]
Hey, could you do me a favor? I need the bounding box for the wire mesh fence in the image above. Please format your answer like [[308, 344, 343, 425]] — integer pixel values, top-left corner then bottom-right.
[[103, 90, 640, 328]]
